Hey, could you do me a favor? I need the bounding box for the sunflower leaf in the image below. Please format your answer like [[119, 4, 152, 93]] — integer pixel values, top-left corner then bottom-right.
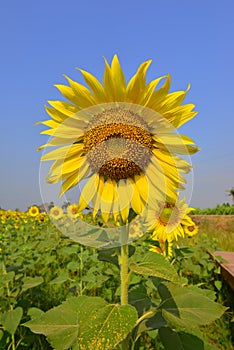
[[21, 276, 44, 292], [130, 252, 179, 282], [159, 327, 204, 350], [158, 282, 227, 327], [23, 296, 138, 350], [1, 307, 23, 335]]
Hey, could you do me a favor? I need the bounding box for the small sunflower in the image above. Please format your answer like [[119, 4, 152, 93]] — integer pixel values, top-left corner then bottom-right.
[[184, 224, 198, 236], [147, 198, 195, 241], [38, 55, 198, 223], [49, 206, 64, 220], [37, 213, 47, 223], [67, 203, 81, 219], [28, 206, 39, 217], [150, 237, 173, 257]]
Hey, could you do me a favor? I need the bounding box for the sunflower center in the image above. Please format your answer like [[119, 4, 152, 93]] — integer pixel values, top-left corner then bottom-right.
[[159, 207, 173, 225], [187, 225, 195, 232], [83, 108, 153, 180]]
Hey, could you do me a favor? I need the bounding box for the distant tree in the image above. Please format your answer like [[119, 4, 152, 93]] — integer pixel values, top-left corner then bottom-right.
[[48, 201, 54, 210], [226, 187, 234, 203], [62, 200, 71, 212]]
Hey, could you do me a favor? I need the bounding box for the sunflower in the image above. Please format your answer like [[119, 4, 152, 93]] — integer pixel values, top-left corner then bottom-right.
[[184, 224, 198, 236], [38, 55, 198, 223], [49, 206, 64, 220], [67, 203, 81, 219], [28, 206, 39, 217], [147, 198, 195, 241], [150, 237, 173, 257], [37, 213, 48, 223]]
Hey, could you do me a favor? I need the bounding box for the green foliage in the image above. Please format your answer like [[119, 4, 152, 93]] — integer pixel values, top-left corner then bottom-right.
[[24, 296, 138, 350], [130, 251, 179, 282], [0, 214, 233, 349], [191, 203, 234, 215]]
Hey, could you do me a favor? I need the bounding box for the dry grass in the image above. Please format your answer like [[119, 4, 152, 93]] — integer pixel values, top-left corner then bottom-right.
[[186, 215, 234, 251]]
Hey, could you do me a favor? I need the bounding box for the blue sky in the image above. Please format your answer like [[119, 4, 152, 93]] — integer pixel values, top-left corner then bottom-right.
[[1, 0, 234, 210]]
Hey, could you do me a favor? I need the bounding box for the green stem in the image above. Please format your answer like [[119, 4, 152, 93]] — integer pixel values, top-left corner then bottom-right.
[[120, 243, 129, 305], [120, 225, 129, 349], [11, 334, 15, 350], [79, 245, 83, 296]]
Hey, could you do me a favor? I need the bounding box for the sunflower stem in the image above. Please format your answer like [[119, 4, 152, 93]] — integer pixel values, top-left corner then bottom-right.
[[120, 243, 129, 305], [120, 225, 129, 349]]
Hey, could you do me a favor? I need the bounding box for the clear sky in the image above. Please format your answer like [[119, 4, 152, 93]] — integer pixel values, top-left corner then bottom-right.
[[1, 0, 234, 211]]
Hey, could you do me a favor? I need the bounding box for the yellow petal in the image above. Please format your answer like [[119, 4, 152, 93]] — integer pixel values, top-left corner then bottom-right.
[[164, 104, 197, 128], [38, 136, 81, 150], [63, 75, 97, 108], [103, 57, 115, 100], [78, 174, 98, 210], [117, 179, 133, 211], [36, 119, 59, 129], [134, 174, 149, 203], [147, 74, 171, 110], [101, 179, 116, 222], [126, 60, 152, 103], [54, 84, 77, 104], [50, 125, 84, 139], [119, 204, 130, 223], [60, 172, 79, 197], [48, 100, 79, 116], [41, 143, 83, 161], [128, 179, 144, 214], [45, 106, 68, 122], [110, 54, 126, 100], [78, 68, 106, 102], [92, 175, 105, 217], [139, 76, 166, 106]]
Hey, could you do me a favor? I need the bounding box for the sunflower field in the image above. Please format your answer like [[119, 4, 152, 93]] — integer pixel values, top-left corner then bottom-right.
[[0, 206, 233, 350], [1, 56, 233, 350]]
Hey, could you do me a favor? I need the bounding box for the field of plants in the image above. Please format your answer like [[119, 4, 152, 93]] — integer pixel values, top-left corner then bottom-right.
[[0, 206, 233, 350], [191, 203, 234, 215]]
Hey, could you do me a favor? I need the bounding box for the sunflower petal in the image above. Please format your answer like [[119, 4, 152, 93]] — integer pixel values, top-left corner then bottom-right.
[[41, 143, 83, 161], [101, 179, 116, 222], [78, 69, 106, 101], [103, 57, 115, 100], [110, 54, 126, 100], [78, 174, 98, 210], [128, 179, 144, 214], [126, 60, 152, 102], [60, 172, 79, 197], [63, 75, 97, 108], [48, 101, 79, 116]]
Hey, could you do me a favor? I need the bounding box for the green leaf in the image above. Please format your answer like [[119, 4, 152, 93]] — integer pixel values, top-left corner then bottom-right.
[[204, 343, 221, 350], [214, 280, 222, 291], [174, 247, 195, 258], [1, 307, 23, 335], [0, 271, 15, 287], [159, 327, 204, 350], [129, 285, 151, 316], [21, 276, 44, 292], [49, 271, 70, 285], [186, 285, 216, 301], [158, 282, 227, 327], [130, 252, 179, 282], [27, 308, 44, 320], [98, 248, 119, 267], [24, 296, 138, 350]]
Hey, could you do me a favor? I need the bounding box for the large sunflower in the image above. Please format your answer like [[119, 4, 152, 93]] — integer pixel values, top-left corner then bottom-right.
[[147, 198, 196, 241], [38, 55, 198, 223]]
